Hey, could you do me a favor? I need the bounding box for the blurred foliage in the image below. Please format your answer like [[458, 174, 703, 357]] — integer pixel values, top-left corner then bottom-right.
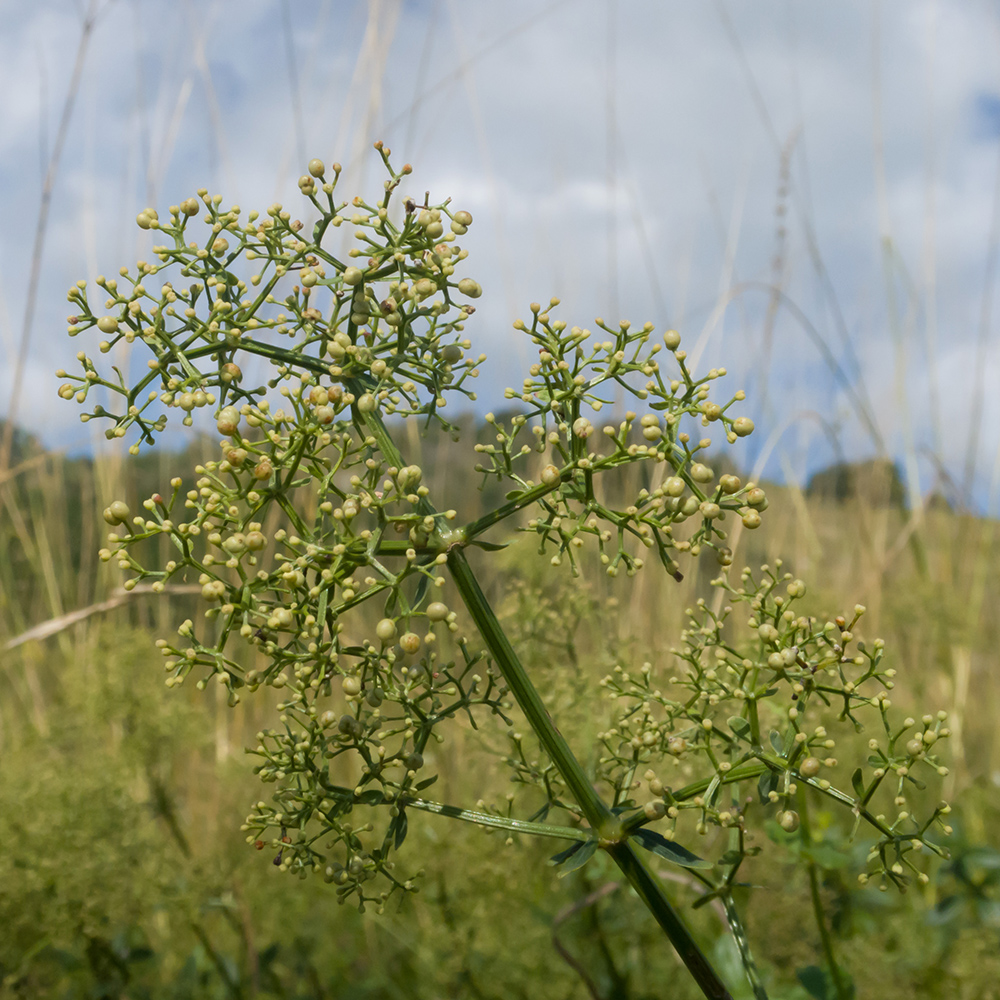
[[806, 458, 906, 509], [2, 427, 1000, 998]]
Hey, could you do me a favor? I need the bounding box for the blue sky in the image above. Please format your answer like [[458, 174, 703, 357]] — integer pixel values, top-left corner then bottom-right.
[[3, 0, 1000, 510]]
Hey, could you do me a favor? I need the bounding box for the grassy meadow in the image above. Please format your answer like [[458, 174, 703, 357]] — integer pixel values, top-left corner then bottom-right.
[[1, 416, 999, 1000]]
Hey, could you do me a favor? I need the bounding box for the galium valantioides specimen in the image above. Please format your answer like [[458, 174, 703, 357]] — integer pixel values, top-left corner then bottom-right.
[[57, 143, 953, 1000]]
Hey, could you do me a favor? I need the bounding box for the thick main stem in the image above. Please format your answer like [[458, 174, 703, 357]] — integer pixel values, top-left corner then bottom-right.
[[348, 390, 733, 999], [448, 547, 733, 1000]]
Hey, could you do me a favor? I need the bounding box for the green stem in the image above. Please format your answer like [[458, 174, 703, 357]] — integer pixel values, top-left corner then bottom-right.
[[346, 390, 735, 1000], [720, 893, 769, 1000], [446, 547, 611, 827], [447, 546, 734, 1000], [605, 842, 734, 1000], [798, 789, 852, 1000], [401, 796, 589, 842]]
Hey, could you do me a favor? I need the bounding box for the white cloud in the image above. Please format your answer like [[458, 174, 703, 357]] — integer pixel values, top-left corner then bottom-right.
[[3, 0, 1000, 506]]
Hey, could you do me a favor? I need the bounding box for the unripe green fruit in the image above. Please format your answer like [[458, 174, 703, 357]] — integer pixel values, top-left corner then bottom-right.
[[664, 477, 685, 497], [680, 495, 700, 516], [342, 675, 362, 696], [398, 464, 422, 489], [540, 464, 561, 487], [779, 810, 800, 832], [375, 618, 397, 643], [357, 393, 377, 413], [453, 210, 473, 226], [644, 800, 666, 820], [223, 533, 247, 555], [733, 416, 755, 437], [426, 602, 449, 622], [301, 270, 318, 287], [253, 459, 273, 481], [799, 756, 822, 777], [664, 329, 681, 350], [338, 714, 361, 737], [220, 362, 242, 383], [180, 198, 199, 216], [103, 500, 130, 525], [308, 158, 325, 178], [719, 474, 742, 494], [403, 752, 424, 771], [343, 267, 364, 286], [457, 278, 482, 298], [424, 221, 444, 239], [442, 344, 463, 363], [906, 739, 924, 757], [742, 510, 762, 529], [699, 502, 721, 519], [245, 530, 267, 550], [97, 316, 119, 334], [399, 632, 421, 654], [745, 487, 767, 507], [216, 406, 240, 435], [642, 424, 662, 441], [690, 463, 714, 483]]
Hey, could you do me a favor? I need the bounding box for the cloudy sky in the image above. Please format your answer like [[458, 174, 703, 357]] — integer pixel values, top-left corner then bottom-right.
[[3, 0, 1000, 509]]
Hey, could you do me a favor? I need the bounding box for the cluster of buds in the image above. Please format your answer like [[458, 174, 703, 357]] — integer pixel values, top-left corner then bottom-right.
[[470, 312, 763, 577], [594, 561, 950, 890]]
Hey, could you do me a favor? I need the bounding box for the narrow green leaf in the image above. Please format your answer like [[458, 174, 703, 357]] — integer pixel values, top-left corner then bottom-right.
[[414, 774, 438, 792], [851, 767, 865, 799], [550, 839, 598, 877], [413, 571, 430, 608], [769, 730, 784, 754], [550, 841, 585, 866], [631, 829, 713, 869], [692, 888, 724, 910], [393, 811, 408, 850], [470, 539, 510, 551], [728, 717, 751, 742], [757, 770, 779, 804]]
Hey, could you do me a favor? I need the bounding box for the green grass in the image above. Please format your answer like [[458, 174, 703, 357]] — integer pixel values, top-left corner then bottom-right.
[[2, 421, 999, 999]]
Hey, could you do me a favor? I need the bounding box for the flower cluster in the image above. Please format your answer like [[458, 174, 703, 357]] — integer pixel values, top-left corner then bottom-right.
[[594, 561, 951, 890], [58, 146, 947, 998]]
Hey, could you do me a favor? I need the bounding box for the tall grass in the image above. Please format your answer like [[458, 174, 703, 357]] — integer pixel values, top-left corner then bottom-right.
[[1, 418, 999, 997]]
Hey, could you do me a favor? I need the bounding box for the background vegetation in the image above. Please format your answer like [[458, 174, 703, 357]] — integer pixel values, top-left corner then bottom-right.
[[2, 415, 999, 999]]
